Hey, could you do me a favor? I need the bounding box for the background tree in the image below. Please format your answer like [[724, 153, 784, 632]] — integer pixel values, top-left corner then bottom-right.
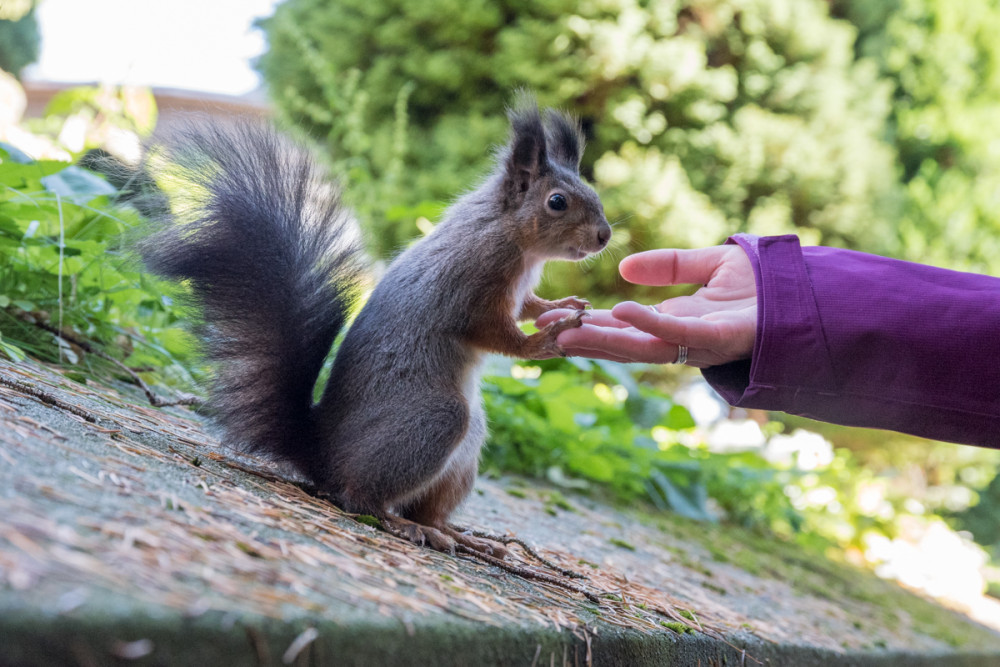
[[257, 0, 901, 303], [0, 1, 41, 78], [834, 0, 1000, 274]]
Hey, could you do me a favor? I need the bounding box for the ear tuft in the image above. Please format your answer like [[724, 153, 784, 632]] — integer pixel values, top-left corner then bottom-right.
[[543, 109, 584, 170], [502, 95, 548, 207]]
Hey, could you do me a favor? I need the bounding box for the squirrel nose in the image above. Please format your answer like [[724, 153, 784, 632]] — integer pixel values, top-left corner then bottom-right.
[[597, 224, 611, 248]]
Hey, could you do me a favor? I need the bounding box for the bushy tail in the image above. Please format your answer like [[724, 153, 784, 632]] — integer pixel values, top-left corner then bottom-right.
[[138, 118, 363, 468]]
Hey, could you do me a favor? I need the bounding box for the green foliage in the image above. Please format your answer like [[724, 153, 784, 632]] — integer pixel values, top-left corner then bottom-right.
[[40, 85, 159, 146], [0, 4, 40, 77], [484, 355, 992, 549], [483, 356, 816, 534], [949, 472, 1000, 557], [259, 0, 900, 304], [0, 143, 194, 383], [833, 0, 1000, 275]]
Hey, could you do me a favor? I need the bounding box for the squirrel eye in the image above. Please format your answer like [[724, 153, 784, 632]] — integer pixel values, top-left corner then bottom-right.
[[547, 193, 568, 212]]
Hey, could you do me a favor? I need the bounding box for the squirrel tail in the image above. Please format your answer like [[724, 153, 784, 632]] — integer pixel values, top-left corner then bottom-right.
[[137, 118, 363, 468]]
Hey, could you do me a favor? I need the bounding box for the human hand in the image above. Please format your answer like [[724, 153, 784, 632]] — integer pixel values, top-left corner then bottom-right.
[[536, 245, 757, 367]]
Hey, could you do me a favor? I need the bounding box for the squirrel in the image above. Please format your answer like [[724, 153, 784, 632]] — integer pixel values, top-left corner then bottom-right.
[[136, 100, 611, 557]]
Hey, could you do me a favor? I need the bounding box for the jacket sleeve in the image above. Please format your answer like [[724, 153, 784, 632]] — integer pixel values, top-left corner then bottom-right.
[[702, 234, 1000, 447]]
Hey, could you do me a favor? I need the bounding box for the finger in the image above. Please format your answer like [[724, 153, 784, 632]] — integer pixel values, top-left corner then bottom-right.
[[536, 308, 631, 329], [556, 323, 680, 364], [619, 246, 733, 287], [561, 348, 638, 364], [612, 302, 727, 348]]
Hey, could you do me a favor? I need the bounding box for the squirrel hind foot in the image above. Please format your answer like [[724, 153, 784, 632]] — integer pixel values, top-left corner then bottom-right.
[[382, 515, 457, 554], [379, 516, 510, 559]]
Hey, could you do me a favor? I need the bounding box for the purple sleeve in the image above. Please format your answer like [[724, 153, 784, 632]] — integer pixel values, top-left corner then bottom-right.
[[702, 234, 1000, 447]]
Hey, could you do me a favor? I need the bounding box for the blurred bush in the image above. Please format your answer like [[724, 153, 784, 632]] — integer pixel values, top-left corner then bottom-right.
[[0, 82, 196, 388], [257, 0, 900, 303], [0, 1, 41, 78]]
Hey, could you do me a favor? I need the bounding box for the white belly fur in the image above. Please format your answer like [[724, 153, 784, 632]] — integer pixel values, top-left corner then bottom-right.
[[511, 258, 545, 318]]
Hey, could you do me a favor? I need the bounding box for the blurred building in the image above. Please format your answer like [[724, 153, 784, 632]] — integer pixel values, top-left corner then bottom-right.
[[22, 80, 270, 129]]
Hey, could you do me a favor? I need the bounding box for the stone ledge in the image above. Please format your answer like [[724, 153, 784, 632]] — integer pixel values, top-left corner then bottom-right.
[[2, 357, 999, 666]]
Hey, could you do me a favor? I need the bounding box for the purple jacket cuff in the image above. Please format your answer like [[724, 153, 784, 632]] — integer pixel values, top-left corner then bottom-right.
[[703, 234, 1000, 447]]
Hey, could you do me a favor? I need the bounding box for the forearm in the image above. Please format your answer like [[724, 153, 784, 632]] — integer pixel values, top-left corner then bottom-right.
[[704, 234, 1000, 447]]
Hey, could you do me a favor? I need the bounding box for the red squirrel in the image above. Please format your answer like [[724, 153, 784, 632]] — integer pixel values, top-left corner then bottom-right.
[[137, 100, 611, 556]]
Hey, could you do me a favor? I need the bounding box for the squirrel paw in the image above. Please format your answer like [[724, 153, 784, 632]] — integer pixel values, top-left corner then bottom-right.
[[531, 309, 587, 359], [551, 296, 590, 311], [444, 526, 510, 560], [383, 516, 456, 553]]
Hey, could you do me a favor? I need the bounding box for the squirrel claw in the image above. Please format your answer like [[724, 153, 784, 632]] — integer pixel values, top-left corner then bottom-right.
[[383, 516, 456, 553], [552, 295, 590, 311]]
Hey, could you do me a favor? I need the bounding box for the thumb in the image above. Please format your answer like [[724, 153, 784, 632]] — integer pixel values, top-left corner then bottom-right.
[[619, 246, 731, 286]]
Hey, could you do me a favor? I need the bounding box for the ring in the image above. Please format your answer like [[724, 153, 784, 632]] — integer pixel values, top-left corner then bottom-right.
[[648, 305, 658, 314], [674, 345, 688, 365]]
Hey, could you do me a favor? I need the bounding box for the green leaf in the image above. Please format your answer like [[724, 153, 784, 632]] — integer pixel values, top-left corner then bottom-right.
[[664, 404, 697, 430], [0, 141, 33, 164], [649, 469, 715, 522], [568, 452, 615, 482], [626, 393, 672, 429], [0, 340, 26, 362], [41, 166, 117, 203], [483, 375, 533, 396], [546, 466, 590, 490], [594, 358, 641, 396]]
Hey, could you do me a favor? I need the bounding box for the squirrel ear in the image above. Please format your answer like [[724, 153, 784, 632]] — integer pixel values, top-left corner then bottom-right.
[[502, 102, 548, 208], [544, 109, 584, 171]]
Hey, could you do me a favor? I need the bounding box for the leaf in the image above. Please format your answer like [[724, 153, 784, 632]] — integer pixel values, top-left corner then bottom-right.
[[665, 404, 697, 430], [0, 334, 26, 362], [537, 370, 571, 395], [543, 396, 578, 431], [594, 358, 641, 396], [568, 452, 615, 482], [22, 219, 40, 238], [0, 141, 33, 164], [41, 166, 117, 203], [564, 356, 594, 372], [649, 468, 715, 522], [546, 465, 590, 490], [0, 214, 24, 236], [483, 375, 533, 396], [626, 393, 672, 429]]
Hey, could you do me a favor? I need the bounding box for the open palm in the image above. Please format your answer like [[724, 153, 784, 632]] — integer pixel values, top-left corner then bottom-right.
[[537, 245, 757, 367]]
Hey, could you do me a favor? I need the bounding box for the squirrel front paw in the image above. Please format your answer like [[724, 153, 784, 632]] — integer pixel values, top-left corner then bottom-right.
[[532, 309, 587, 359], [551, 296, 590, 311]]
